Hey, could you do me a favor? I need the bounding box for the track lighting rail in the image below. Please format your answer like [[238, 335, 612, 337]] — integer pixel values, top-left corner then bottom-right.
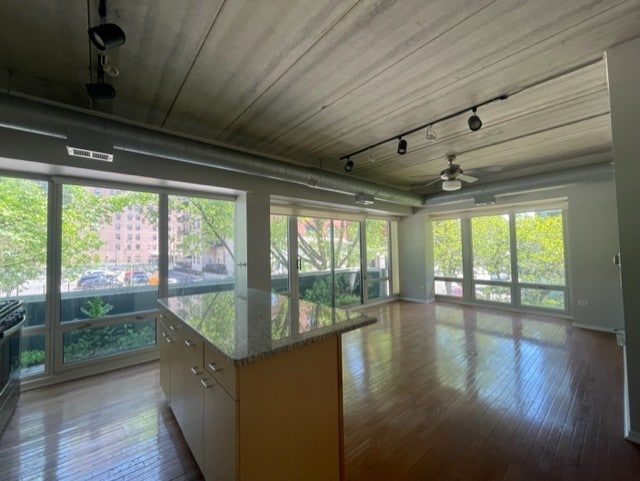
[[339, 93, 508, 162]]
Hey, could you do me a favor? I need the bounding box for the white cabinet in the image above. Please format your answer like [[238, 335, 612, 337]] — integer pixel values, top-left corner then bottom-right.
[[202, 373, 237, 481], [159, 307, 344, 481], [157, 316, 172, 401]]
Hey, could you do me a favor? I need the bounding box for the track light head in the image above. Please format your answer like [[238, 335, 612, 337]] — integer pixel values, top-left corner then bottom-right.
[[86, 82, 116, 99], [88, 23, 126, 50], [468, 107, 482, 131], [397, 138, 407, 155], [344, 159, 354, 172]]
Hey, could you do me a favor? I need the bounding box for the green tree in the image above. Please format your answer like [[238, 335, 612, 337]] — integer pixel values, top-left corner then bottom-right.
[[61, 185, 120, 279], [516, 210, 565, 308], [516, 211, 565, 284], [0, 177, 48, 294], [270, 214, 288, 274], [432, 218, 463, 278], [169, 196, 235, 263], [471, 215, 511, 280]]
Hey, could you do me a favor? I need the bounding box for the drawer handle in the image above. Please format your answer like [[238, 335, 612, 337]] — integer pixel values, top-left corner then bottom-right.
[[184, 340, 195, 347], [164, 337, 173, 344], [201, 378, 214, 389], [207, 361, 222, 372], [190, 366, 200, 375], [169, 325, 177, 331]]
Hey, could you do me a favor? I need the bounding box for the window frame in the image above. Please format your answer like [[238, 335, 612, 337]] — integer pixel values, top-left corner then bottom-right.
[[432, 202, 570, 315]]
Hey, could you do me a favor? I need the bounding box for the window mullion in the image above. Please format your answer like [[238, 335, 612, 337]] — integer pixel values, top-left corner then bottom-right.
[[461, 218, 473, 301], [509, 213, 520, 307]]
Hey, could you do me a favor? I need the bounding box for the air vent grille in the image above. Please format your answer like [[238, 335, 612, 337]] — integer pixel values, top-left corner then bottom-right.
[[66, 146, 114, 162]]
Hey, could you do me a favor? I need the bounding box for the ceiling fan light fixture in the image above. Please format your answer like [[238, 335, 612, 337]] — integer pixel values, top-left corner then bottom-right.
[[442, 179, 462, 191], [397, 138, 407, 155], [88, 23, 126, 50], [468, 107, 482, 131]]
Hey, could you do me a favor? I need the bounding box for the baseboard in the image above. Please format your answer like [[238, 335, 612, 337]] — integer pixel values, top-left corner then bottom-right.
[[400, 297, 435, 304], [625, 430, 640, 445], [571, 322, 617, 333]]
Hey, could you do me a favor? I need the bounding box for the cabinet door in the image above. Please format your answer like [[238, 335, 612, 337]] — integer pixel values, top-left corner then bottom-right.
[[182, 359, 204, 468], [158, 318, 172, 401], [203, 375, 237, 481]]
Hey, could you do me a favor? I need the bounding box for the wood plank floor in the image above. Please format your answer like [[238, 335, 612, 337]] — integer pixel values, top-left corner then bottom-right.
[[1, 301, 639, 480]]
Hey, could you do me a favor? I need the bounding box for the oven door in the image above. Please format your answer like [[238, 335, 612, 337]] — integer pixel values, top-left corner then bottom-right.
[[0, 319, 24, 435]]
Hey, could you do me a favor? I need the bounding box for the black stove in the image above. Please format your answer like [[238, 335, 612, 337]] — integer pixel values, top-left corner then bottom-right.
[[0, 299, 25, 436], [0, 300, 25, 338]]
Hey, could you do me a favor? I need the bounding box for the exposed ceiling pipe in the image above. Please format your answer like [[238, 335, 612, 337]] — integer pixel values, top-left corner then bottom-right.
[[424, 162, 614, 206], [0, 94, 424, 207]]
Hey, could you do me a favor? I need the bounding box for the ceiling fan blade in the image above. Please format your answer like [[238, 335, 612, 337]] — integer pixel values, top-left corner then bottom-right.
[[458, 173, 478, 183], [465, 165, 503, 175], [424, 177, 443, 186]]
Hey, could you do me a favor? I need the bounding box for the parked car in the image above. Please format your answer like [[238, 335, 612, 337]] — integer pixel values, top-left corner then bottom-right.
[[204, 263, 228, 275], [76, 272, 119, 290], [118, 270, 148, 286], [148, 270, 178, 285]]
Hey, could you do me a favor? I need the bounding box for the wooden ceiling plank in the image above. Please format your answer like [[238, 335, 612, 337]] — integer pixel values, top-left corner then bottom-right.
[[162, 0, 358, 139]]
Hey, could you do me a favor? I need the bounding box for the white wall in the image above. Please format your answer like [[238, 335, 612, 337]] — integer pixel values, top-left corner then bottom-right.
[[398, 211, 433, 302], [566, 180, 624, 331], [606, 36, 640, 443], [399, 178, 624, 331]]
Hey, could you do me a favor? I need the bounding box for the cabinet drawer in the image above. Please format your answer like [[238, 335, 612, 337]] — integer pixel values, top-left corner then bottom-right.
[[181, 325, 204, 360], [159, 319, 181, 346], [204, 343, 236, 399], [160, 311, 184, 337]]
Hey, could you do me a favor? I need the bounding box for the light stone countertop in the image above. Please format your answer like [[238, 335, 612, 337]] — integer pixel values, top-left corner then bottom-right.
[[158, 289, 376, 366]]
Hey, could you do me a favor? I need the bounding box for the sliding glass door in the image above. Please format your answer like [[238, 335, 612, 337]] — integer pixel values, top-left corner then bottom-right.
[[270, 214, 395, 308], [59, 185, 159, 367]]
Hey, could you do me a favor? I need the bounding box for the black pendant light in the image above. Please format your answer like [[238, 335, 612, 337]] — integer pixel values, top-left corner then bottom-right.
[[88, 23, 126, 50]]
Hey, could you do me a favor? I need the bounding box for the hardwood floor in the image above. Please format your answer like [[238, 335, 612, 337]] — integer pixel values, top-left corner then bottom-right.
[[1, 301, 638, 480]]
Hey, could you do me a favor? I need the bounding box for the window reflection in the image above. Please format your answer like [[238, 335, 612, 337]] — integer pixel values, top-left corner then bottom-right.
[[434, 308, 569, 421]]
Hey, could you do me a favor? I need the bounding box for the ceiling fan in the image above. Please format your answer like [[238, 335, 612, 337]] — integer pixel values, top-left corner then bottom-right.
[[421, 154, 502, 191]]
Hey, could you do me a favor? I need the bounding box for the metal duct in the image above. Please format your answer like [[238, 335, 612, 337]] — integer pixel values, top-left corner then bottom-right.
[[424, 162, 614, 206], [0, 94, 423, 207]]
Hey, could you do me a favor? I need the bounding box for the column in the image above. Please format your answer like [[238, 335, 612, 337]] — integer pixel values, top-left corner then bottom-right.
[[606, 36, 640, 444]]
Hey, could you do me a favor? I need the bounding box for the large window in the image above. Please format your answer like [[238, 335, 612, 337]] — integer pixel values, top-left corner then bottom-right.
[[60, 185, 159, 366], [365, 219, 392, 301], [167, 195, 235, 297], [1, 174, 236, 381], [270, 214, 289, 294], [0, 176, 48, 376], [432, 206, 567, 313], [270, 213, 395, 307], [433, 218, 463, 297], [297, 216, 361, 307], [471, 214, 512, 303], [516, 210, 566, 309]]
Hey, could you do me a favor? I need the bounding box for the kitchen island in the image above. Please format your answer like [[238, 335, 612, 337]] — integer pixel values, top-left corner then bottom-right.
[[158, 290, 376, 481]]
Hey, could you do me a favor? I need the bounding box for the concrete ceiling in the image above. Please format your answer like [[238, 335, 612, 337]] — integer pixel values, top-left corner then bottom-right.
[[1, 0, 639, 195]]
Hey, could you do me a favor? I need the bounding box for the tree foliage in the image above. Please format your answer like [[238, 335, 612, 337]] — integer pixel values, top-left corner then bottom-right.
[[516, 211, 564, 284], [471, 214, 511, 280], [432, 219, 463, 277], [0, 177, 48, 293], [432, 210, 566, 309], [169, 195, 235, 262]]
